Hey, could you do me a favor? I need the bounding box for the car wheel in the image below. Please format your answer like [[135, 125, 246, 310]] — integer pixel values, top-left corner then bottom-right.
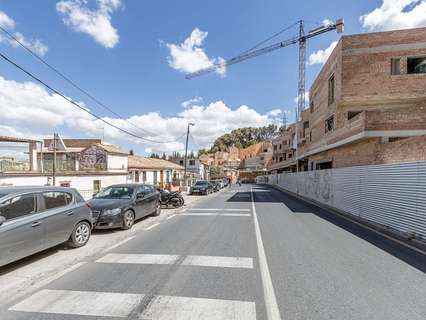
[[152, 201, 161, 216], [68, 221, 91, 248], [121, 210, 135, 230]]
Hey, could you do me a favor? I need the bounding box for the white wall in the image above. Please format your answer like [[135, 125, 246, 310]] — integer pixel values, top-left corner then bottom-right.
[[0, 174, 127, 199], [107, 154, 128, 172]]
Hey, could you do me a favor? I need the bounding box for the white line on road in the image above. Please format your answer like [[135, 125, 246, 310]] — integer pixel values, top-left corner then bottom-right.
[[10, 289, 256, 319], [166, 214, 177, 220], [145, 223, 160, 230], [188, 208, 251, 212], [180, 212, 251, 217], [251, 187, 282, 320], [96, 253, 254, 269], [102, 236, 136, 253]]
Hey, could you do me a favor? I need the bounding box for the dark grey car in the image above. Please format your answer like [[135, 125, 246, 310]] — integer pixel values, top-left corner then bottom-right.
[[88, 184, 161, 230], [0, 186, 94, 267]]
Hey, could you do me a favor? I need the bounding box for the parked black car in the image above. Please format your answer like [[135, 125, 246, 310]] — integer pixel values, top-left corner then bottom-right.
[[0, 186, 93, 267], [88, 184, 161, 230], [159, 189, 184, 208], [189, 180, 214, 195]]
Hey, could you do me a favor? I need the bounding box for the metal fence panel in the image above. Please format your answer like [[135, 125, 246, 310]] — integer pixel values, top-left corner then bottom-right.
[[267, 161, 426, 239]]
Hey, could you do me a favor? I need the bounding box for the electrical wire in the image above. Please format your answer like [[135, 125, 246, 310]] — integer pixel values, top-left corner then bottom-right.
[[0, 25, 185, 143], [237, 21, 299, 56], [0, 51, 185, 144]]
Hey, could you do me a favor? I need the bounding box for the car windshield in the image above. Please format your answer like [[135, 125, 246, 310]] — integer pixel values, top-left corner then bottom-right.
[[194, 181, 207, 186], [94, 186, 134, 199]]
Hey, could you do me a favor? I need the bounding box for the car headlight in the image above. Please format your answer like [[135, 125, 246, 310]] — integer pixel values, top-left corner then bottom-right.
[[103, 208, 122, 215]]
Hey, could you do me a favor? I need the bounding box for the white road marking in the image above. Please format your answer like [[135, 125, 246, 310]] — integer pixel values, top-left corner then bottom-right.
[[145, 222, 160, 230], [183, 255, 253, 269], [102, 236, 136, 253], [10, 289, 256, 319], [166, 214, 176, 220], [251, 187, 282, 320], [10, 289, 144, 318], [180, 212, 251, 217], [188, 208, 251, 212], [97, 253, 179, 265], [96, 253, 254, 269]]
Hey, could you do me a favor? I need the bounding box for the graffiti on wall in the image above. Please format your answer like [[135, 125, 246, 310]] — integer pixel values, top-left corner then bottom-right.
[[79, 146, 107, 170]]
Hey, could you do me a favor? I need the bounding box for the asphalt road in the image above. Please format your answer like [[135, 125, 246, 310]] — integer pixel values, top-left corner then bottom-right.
[[0, 184, 425, 320]]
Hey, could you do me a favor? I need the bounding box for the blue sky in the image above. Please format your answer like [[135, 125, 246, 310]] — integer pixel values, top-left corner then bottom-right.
[[0, 0, 425, 155]]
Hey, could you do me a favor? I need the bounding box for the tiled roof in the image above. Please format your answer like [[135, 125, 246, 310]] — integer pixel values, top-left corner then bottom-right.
[[96, 143, 128, 155], [128, 155, 184, 170], [0, 136, 41, 143], [43, 139, 101, 148]]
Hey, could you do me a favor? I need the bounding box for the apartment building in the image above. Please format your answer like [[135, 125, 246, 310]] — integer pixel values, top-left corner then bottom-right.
[[270, 27, 426, 172], [238, 141, 273, 181]]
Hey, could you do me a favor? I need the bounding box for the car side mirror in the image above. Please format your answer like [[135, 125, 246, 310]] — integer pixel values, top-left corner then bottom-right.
[[0, 215, 6, 226]]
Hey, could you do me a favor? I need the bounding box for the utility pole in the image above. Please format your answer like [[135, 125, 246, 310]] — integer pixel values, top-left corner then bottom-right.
[[52, 133, 57, 186], [183, 123, 195, 187]]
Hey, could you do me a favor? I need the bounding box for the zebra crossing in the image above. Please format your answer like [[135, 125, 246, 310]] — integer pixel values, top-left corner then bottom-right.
[[6, 204, 261, 320]]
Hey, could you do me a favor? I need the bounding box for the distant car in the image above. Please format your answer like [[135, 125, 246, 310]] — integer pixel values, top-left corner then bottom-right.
[[210, 180, 221, 192], [88, 184, 161, 230], [190, 180, 214, 195], [0, 186, 93, 267]]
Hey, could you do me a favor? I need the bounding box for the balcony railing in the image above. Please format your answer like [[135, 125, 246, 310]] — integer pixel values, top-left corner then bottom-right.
[[40, 160, 76, 172], [0, 159, 30, 172]]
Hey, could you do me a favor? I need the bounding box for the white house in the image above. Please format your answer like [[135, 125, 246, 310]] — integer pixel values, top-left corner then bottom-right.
[[0, 137, 129, 199], [127, 155, 184, 190]]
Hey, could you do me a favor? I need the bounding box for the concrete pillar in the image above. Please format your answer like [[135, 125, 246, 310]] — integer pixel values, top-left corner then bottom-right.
[[29, 142, 38, 171]]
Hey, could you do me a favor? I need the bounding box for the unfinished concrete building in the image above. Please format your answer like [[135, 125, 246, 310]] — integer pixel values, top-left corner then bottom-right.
[[270, 27, 426, 173]]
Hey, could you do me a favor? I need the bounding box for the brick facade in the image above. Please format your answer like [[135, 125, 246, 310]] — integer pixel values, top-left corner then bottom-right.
[[270, 27, 426, 172]]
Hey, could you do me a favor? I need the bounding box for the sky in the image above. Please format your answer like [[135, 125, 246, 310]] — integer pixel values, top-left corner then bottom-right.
[[1, 0, 426, 156]]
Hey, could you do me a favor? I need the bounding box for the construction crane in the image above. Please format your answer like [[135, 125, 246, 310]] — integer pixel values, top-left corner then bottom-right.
[[186, 19, 344, 171]]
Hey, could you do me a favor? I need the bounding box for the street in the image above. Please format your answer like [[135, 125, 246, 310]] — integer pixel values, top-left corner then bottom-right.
[[0, 184, 425, 320]]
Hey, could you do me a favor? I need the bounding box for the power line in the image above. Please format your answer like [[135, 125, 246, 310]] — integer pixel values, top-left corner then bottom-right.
[[238, 21, 299, 56], [0, 25, 185, 144], [0, 51, 185, 144]]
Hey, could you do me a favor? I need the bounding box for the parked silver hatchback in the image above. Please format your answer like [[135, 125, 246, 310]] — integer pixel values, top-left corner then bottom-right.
[[0, 186, 94, 267]]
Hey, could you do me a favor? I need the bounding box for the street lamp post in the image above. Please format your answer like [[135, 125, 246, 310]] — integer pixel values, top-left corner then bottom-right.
[[183, 123, 195, 188]]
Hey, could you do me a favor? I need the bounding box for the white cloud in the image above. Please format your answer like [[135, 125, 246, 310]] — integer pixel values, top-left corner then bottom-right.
[[322, 18, 333, 27], [0, 11, 15, 29], [164, 28, 226, 76], [56, 0, 122, 48], [360, 0, 426, 31], [0, 76, 278, 154], [0, 10, 48, 56], [293, 91, 310, 104], [308, 41, 338, 66], [267, 109, 282, 117], [181, 96, 203, 108]]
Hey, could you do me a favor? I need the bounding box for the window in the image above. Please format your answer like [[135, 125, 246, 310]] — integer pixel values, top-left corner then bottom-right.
[[288, 153, 292, 158], [325, 115, 334, 133], [310, 101, 314, 113], [42, 192, 72, 209], [348, 111, 362, 120], [179, 160, 184, 165], [407, 57, 426, 74], [283, 154, 287, 161], [153, 171, 158, 185], [142, 171, 147, 182], [263, 149, 267, 152], [391, 58, 401, 75], [303, 121, 309, 138], [166, 170, 170, 183], [93, 180, 101, 193], [328, 74, 335, 105], [309, 131, 312, 142], [279, 144, 282, 150], [189, 160, 196, 166], [260, 157, 264, 161], [0, 193, 37, 220], [273, 145, 277, 151], [134, 171, 140, 182], [316, 161, 333, 170], [279, 157, 283, 162]]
